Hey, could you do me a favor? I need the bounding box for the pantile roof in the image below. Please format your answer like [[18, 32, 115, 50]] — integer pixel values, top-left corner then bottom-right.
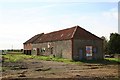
[[24, 26, 102, 44]]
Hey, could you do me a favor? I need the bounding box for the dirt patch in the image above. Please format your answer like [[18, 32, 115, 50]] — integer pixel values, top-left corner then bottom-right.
[[1, 58, 119, 80], [35, 67, 51, 71]]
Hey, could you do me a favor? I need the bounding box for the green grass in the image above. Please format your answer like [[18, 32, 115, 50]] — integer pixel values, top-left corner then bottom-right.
[[3, 53, 34, 62], [3, 53, 75, 64], [3, 53, 83, 64], [3, 53, 120, 64], [31, 55, 77, 64], [105, 58, 120, 63]]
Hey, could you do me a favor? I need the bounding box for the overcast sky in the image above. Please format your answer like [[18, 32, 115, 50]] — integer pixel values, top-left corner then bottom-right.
[[0, 0, 119, 49]]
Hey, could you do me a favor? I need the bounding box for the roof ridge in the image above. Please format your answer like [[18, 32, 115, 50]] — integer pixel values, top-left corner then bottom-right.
[[71, 25, 79, 38], [44, 26, 76, 35], [33, 26, 77, 43]]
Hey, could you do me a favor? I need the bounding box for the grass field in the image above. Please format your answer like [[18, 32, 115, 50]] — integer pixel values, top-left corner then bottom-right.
[[2, 53, 120, 64]]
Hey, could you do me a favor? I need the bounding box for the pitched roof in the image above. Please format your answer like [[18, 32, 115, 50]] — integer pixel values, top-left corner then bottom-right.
[[23, 33, 44, 44], [24, 26, 102, 44], [34, 26, 76, 43]]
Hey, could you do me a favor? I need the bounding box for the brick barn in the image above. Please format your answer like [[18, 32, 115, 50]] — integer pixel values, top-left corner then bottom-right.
[[23, 26, 104, 60]]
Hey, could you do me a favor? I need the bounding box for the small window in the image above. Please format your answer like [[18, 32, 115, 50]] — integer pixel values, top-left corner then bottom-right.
[[33, 48, 36, 51], [40, 48, 46, 53]]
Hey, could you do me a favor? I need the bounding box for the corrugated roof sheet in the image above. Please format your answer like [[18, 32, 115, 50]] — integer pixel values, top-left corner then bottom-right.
[[24, 26, 102, 44]]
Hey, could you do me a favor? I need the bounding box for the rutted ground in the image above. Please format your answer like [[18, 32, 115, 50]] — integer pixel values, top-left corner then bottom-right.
[[1, 58, 118, 79]]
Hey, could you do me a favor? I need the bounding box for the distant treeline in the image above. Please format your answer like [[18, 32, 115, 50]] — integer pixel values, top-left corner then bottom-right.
[[102, 33, 120, 54], [3, 49, 23, 52]]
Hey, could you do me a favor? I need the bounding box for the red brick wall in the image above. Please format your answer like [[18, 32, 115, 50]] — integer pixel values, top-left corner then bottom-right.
[[73, 39, 103, 60], [24, 43, 32, 50]]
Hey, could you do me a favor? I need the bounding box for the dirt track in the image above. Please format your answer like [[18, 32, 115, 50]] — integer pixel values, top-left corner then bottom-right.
[[1, 58, 119, 80]]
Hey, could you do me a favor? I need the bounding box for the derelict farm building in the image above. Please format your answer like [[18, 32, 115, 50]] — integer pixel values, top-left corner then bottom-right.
[[23, 26, 103, 60]]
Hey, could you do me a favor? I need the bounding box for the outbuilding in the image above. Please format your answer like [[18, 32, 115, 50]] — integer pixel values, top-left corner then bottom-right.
[[23, 26, 103, 60]]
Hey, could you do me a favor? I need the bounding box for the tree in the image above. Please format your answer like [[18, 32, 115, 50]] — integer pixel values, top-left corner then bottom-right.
[[101, 36, 109, 54], [108, 33, 120, 54]]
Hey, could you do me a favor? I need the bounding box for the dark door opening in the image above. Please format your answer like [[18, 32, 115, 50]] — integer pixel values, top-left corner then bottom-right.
[[51, 47, 53, 54], [79, 49, 83, 60], [37, 48, 39, 55]]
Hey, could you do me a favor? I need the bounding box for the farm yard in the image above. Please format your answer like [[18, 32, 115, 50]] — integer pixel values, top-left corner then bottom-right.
[[0, 1, 119, 80], [1, 53, 120, 80]]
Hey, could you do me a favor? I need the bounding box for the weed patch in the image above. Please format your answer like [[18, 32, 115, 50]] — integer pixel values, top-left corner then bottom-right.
[[3, 53, 119, 65]]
